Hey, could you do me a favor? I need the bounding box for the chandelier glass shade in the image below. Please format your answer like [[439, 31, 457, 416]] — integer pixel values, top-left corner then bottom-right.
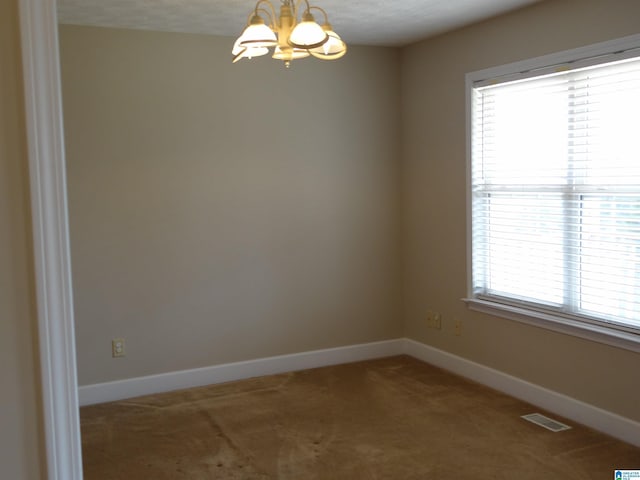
[[232, 0, 347, 67], [309, 24, 347, 60]]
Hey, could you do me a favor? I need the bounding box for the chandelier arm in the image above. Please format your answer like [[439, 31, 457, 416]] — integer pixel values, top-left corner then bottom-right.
[[257, 7, 276, 28], [293, 0, 312, 16], [253, 0, 278, 28], [308, 6, 329, 24]]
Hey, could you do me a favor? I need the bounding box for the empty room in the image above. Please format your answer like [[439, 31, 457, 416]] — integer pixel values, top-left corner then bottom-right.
[[3, 0, 640, 478]]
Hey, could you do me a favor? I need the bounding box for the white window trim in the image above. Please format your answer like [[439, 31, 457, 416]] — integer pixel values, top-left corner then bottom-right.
[[463, 298, 640, 352], [465, 33, 640, 354]]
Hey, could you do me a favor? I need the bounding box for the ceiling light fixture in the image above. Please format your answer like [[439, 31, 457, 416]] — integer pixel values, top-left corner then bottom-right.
[[232, 0, 347, 68]]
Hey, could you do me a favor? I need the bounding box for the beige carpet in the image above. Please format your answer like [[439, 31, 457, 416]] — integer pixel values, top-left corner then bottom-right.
[[80, 356, 639, 479]]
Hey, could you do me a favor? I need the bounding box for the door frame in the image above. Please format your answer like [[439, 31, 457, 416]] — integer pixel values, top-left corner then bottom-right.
[[19, 0, 83, 478]]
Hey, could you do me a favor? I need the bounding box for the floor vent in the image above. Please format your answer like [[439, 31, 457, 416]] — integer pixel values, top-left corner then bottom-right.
[[521, 413, 572, 432]]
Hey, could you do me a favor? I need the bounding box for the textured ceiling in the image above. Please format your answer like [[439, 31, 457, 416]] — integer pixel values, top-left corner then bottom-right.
[[57, 0, 541, 47]]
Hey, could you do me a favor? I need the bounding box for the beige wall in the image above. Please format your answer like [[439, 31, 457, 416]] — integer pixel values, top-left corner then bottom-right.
[[401, 0, 640, 421], [3, 0, 637, 476], [60, 0, 639, 422], [0, 0, 46, 478], [59, 26, 402, 385]]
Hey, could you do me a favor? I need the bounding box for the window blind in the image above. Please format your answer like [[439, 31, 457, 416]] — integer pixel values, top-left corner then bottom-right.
[[471, 55, 640, 334]]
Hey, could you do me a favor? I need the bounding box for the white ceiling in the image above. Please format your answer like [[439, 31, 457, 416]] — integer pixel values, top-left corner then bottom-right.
[[57, 0, 541, 47]]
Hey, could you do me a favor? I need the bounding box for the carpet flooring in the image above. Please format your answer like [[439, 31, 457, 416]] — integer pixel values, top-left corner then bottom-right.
[[80, 355, 639, 479]]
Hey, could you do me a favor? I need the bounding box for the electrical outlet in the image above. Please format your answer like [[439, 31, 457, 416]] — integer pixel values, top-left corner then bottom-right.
[[112, 338, 126, 358], [426, 311, 434, 328], [454, 318, 462, 336]]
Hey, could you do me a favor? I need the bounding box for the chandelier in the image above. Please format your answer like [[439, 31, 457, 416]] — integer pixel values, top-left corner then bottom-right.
[[232, 0, 347, 68]]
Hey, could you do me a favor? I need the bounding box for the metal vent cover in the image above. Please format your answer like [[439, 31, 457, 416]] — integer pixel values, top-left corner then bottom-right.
[[521, 413, 572, 432]]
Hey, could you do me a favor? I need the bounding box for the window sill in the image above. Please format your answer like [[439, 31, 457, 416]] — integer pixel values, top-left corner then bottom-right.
[[462, 298, 640, 353]]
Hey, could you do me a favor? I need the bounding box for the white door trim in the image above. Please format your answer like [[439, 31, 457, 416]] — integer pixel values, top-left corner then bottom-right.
[[18, 0, 83, 478]]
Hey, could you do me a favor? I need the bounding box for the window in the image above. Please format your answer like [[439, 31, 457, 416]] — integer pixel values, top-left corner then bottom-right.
[[466, 35, 640, 351]]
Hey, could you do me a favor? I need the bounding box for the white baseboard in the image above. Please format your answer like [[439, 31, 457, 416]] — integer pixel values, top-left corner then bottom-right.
[[78, 337, 640, 448], [403, 339, 640, 448], [78, 338, 404, 407]]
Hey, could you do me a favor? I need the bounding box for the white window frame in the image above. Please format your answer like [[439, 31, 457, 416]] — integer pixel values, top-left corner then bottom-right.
[[464, 34, 640, 354]]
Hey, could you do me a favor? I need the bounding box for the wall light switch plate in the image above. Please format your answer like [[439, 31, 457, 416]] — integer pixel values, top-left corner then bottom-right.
[[434, 313, 442, 330], [426, 311, 433, 328], [454, 319, 462, 336]]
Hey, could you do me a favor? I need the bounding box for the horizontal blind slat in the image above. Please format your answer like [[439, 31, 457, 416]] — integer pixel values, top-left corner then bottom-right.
[[471, 53, 640, 330]]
